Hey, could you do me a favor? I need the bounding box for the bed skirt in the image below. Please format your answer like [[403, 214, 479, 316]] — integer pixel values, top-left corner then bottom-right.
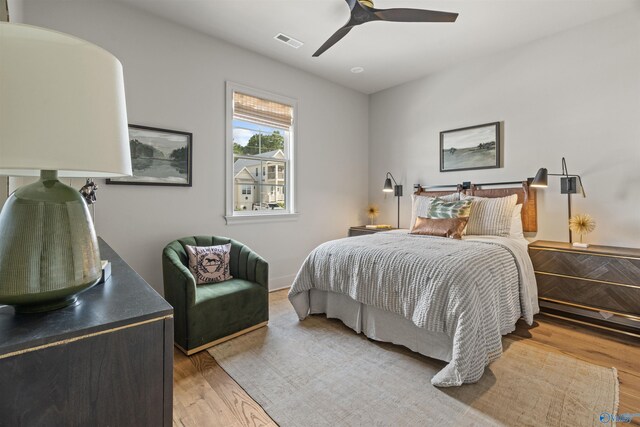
[[289, 289, 454, 363]]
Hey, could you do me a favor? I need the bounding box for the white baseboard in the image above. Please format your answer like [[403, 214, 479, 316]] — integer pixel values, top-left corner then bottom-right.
[[269, 274, 295, 292], [269, 284, 291, 293]]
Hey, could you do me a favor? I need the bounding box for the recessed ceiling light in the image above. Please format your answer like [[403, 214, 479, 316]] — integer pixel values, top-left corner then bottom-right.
[[350, 66, 365, 74], [274, 33, 303, 49]]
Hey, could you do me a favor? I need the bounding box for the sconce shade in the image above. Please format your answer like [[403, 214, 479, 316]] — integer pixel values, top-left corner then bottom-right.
[[531, 168, 548, 188], [383, 178, 393, 192]]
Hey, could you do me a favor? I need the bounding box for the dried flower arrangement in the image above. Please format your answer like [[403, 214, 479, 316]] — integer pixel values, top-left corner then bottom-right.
[[569, 213, 596, 247], [367, 205, 380, 225]]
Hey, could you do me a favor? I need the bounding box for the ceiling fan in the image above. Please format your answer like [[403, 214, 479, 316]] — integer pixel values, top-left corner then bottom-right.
[[313, 0, 458, 57]]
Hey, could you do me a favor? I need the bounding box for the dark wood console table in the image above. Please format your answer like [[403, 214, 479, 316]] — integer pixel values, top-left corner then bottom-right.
[[0, 238, 174, 426]]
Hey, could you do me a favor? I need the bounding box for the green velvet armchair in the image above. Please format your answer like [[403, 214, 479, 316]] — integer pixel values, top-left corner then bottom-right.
[[162, 236, 269, 355]]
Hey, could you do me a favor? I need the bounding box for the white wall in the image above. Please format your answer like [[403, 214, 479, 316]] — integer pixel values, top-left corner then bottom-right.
[[23, 0, 369, 292], [6, 0, 23, 22], [369, 10, 640, 248]]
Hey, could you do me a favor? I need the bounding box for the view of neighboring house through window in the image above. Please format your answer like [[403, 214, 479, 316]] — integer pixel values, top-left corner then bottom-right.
[[228, 85, 295, 217]]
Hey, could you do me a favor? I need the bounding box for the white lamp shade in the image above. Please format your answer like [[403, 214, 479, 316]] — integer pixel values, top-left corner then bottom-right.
[[0, 23, 132, 177]]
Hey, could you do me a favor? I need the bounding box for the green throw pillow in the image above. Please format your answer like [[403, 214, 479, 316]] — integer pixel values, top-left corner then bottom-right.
[[427, 198, 472, 219]]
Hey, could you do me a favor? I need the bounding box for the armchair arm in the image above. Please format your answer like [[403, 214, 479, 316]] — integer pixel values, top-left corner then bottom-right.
[[162, 247, 197, 351], [233, 242, 269, 290], [162, 248, 197, 307], [253, 256, 269, 290]]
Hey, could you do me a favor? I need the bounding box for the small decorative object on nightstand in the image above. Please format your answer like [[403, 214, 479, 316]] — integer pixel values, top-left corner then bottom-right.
[[569, 214, 596, 248], [367, 205, 380, 225], [529, 240, 640, 337], [348, 225, 394, 237]]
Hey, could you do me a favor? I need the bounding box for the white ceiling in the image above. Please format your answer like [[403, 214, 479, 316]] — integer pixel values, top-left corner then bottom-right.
[[115, 0, 638, 94]]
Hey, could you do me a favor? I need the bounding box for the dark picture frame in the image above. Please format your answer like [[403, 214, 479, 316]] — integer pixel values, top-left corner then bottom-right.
[[440, 122, 501, 172], [106, 124, 192, 187]]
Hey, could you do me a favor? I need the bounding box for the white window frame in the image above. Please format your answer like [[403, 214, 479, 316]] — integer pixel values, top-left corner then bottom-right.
[[225, 82, 298, 224]]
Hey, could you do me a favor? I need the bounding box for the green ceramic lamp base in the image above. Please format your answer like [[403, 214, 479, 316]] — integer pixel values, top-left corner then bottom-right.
[[14, 297, 78, 314], [0, 170, 102, 313], [3, 279, 99, 313]]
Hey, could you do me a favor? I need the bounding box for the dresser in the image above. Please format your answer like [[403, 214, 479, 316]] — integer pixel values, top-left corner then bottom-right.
[[348, 226, 396, 237], [529, 240, 640, 337], [0, 238, 174, 426]]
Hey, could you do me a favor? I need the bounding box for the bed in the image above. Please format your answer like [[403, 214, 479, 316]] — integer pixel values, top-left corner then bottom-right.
[[288, 183, 540, 387]]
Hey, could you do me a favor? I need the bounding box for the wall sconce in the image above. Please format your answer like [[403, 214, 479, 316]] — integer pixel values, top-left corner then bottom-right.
[[383, 172, 403, 229], [531, 157, 586, 243]]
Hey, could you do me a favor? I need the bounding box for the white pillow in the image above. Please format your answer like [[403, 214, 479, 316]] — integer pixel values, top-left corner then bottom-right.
[[461, 194, 518, 237], [510, 204, 524, 239], [410, 192, 459, 231]]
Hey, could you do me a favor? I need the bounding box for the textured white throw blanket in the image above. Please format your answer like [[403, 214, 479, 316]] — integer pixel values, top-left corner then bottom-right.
[[288, 232, 538, 387]]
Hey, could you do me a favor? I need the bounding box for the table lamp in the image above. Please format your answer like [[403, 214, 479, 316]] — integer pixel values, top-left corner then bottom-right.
[[0, 23, 132, 313]]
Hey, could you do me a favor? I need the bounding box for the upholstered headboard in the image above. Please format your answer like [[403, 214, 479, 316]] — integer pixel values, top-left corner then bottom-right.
[[414, 182, 537, 232]]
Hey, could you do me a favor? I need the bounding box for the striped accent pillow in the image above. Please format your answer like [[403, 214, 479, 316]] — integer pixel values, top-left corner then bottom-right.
[[410, 193, 459, 231], [428, 198, 472, 219], [462, 194, 518, 236]]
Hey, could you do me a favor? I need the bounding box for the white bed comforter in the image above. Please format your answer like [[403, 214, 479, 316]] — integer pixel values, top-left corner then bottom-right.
[[288, 232, 538, 387]]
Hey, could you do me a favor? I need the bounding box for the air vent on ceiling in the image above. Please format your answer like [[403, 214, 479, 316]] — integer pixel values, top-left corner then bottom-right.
[[274, 33, 303, 49]]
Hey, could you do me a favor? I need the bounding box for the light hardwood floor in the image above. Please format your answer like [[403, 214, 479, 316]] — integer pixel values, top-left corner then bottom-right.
[[173, 290, 640, 427]]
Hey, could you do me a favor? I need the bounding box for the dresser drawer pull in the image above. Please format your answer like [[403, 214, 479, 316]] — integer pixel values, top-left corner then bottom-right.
[[534, 271, 640, 290], [539, 297, 640, 321], [540, 312, 640, 339], [529, 246, 640, 261]]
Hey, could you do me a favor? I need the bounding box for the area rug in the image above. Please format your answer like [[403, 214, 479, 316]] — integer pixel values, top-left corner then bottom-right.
[[209, 294, 618, 427]]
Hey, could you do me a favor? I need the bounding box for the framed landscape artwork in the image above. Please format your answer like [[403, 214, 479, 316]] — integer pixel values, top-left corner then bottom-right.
[[107, 125, 192, 187], [440, 122, 500, 172]]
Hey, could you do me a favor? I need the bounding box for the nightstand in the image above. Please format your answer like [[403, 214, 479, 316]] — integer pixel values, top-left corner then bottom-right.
[[348, 226, 396, 237], [529, 240, 640, 337]]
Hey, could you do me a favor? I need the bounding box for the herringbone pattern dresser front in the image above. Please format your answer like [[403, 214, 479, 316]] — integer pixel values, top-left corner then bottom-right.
[[529, 240, 640, 336]]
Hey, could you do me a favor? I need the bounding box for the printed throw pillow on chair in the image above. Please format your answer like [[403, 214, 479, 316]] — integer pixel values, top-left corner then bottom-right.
[[185, 243, 233, 284]]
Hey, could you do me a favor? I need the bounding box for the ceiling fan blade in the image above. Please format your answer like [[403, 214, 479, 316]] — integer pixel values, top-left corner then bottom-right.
[[313, 25, 354, 57], [373, 8, 458, 23]]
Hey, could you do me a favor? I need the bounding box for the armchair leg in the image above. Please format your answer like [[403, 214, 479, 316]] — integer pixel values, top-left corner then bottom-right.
[[175, 321, 269, 356]]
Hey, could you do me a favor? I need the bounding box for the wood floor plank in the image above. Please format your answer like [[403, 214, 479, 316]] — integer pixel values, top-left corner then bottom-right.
[[191, 351, 277, 427], [173, 349, 242, 427], [174, 289, 640, 425]]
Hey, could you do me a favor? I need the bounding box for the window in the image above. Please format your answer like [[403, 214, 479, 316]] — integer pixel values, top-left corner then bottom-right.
[[226, 83, 296, 222]]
